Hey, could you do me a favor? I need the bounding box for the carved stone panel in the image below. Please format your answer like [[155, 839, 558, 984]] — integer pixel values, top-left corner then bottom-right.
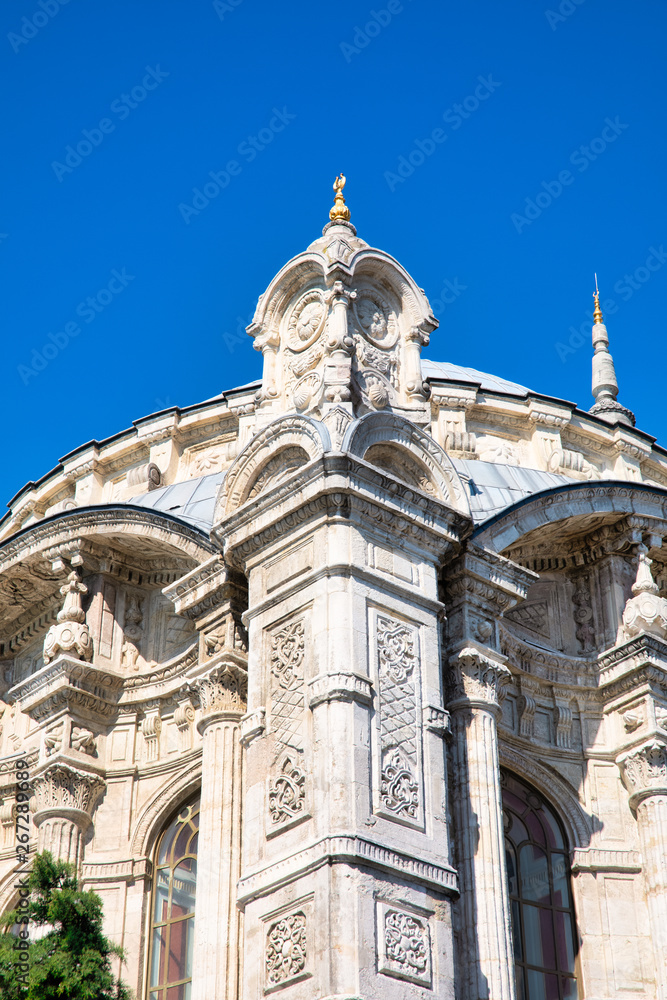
[[377, 902, 432, 986], [265, 910, 308, 991], [374, 611, 423, 826], [268, 618, 308, 832]]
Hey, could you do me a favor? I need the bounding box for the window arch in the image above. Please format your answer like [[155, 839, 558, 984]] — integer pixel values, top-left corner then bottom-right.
[[148, 797, 199, 1000], [501, 770, 579, 1000]]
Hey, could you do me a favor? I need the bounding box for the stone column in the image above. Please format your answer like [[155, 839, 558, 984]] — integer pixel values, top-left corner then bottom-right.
[[190, 662, 246, 1000], [617, 739, 667, 997], [32, 762, 105, 869], [448, 645, 516, 1000]]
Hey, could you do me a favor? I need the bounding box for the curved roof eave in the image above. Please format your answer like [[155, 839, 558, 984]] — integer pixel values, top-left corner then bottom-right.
[[472, 479, 667, 553]]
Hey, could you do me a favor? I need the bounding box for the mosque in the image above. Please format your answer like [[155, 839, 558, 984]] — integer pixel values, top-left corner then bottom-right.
[[1, 177, 666, 1000]]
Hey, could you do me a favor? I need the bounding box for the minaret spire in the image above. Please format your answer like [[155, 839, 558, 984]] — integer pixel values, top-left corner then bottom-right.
[[589, 276, 635, 426]]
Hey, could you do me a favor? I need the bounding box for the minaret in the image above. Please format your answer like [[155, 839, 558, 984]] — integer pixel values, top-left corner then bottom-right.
[[589, 276, 635, 426]]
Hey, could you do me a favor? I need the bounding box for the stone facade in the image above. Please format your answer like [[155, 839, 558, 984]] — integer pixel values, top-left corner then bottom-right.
[[2, 183, 667, 998]]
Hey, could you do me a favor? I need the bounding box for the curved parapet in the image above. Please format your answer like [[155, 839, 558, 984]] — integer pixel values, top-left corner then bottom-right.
[[344, 410, 471, 517], [215, 413, 331, 520]]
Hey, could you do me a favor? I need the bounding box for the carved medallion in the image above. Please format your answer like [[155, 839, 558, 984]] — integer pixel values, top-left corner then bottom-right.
[[287, 289, 327, 352], [353, 290, 398, 349]]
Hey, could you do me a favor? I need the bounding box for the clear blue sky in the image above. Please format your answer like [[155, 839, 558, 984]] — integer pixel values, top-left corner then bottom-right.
[[3, 0, 666, 505]]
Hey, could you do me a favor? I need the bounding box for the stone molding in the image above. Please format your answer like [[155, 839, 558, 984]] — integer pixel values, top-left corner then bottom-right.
[[307, 670, 373, 708], [570, 848, 642, 874], [218, 413, 331, 518], [162, 554, 230, 621], [237, 834, 458, 906], [617, 739, 667, 806], [81, 857, 153, 883]]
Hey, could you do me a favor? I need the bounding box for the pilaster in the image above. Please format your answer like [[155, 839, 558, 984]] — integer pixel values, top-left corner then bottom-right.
[[444, 544, 533, 1000]]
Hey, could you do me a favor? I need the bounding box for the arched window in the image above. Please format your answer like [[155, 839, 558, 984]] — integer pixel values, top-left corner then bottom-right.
[[501, 771, 579, 1000], [148, 798, 199, 1000]]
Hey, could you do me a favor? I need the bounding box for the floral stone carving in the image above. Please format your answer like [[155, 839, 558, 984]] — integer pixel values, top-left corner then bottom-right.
[[266, 911, 307, 987], [379, 906, 431, 985], [376, 614, 421, 822], [43, 571, 93, 665], [268, 619, 307, 828]]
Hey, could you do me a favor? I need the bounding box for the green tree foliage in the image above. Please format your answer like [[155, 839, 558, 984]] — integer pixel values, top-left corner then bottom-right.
[[0, 852, 131, 999]]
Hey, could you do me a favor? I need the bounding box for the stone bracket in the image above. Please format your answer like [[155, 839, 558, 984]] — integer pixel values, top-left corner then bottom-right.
[[422, 704, 450, 736], [240, 708, 266, 747], [307, 671, 373, 708]]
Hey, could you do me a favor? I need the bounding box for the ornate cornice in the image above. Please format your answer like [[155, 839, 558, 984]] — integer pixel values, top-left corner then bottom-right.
[[217, 453, 469, 571], [0, 507, 213, 574], [237, 834, 458, 906], [8, 654, 123, 723]]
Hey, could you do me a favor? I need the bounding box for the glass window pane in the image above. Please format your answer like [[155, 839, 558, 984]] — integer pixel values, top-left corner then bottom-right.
[[509, 813, 529, 847], [551, 854, 569, 907], [524, 809, 547, 848], [519, 845, 551, 904], [526, 968, 559, 1000], [150, 926, 167, 987], [561, 976, 579, 1000], [523, 903, 556, 971], [171, 860, 197, 917], [503, 789, 527, 814], [150, 799, 199, 998], [541, 806, 565, 850], [554, 910, 576, 974], [153, 870, 171, 924], [167, 915, 194, 984], [515, 965, 526, 1000], [166, 986, 186, 1000]]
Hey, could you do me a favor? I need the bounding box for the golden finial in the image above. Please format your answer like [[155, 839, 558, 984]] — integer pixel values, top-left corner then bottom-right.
[[329, 173, 351, 223], [593, 272, 603, 324]]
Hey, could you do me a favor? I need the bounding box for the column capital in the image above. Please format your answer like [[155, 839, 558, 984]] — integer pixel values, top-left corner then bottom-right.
[[32, 761, 106, 831], [617, 739, 667, 807], [194, 663, 247, 731], [448, 644, 511, 711]]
